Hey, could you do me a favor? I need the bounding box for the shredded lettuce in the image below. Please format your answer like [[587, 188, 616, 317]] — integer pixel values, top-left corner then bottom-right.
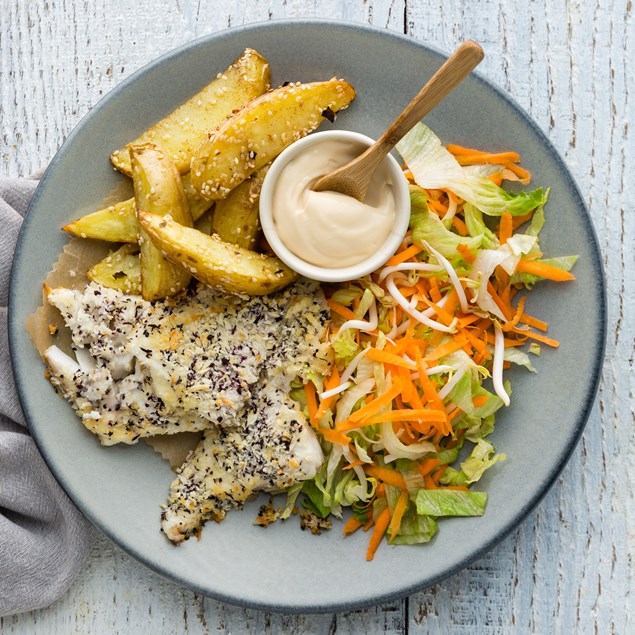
[[301, 448, 376, 520], [467, 236, 536, 319], [280, 482, 304, 520], [332, 329, 360, 365], [504, 347, 537, 373], [459, 439, 506, 484], [288, 121, 573, 558], [416, 489, 487, 517], [464, 203, 499, 249], [301, 479, 332, 518], [331, 286, 362, 306], [410, 186, 482, 258], [397, 123, 547, 216]]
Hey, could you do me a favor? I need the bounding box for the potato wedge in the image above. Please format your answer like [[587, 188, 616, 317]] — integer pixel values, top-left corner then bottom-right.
[[87, 244, 142, 295], [138, 211, 297, 295], [62, 173, 211, 243], [64, 198, 140, 243], [111, 48, 271, 175], [211, 165, 268, 249], [131, 145, 193, 300], [191, 79, 356, 199], [193, 207, 214, 235]]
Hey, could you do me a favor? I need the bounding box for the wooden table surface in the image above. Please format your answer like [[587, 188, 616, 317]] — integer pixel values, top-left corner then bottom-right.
[[1, 1, 633, 633]]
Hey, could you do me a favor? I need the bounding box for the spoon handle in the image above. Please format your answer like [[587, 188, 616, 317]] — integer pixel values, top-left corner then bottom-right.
[[365, 40, 484, 167]]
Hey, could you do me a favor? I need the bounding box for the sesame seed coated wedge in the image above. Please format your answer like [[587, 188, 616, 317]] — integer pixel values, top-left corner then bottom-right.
[[131, 144, 193, 300], [110, 48, 271, 176], [62, 173, 212, 243], [138, 210, 297, 296], [190, 79, 356, 200]]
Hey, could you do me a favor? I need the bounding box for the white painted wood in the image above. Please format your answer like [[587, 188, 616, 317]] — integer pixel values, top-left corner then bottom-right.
[[1, 0, 632, 632]]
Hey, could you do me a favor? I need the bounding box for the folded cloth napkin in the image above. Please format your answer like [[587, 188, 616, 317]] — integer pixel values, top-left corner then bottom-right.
[[0, 177, 94, 617]]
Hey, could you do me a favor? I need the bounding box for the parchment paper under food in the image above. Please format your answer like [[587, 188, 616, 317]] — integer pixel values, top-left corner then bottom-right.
[[26, 191, 201, 469]]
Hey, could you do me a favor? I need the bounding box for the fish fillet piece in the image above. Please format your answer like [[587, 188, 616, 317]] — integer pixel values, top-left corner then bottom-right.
[[44, 280, 330, 445], [161, 378, 324, 543], [161, 282, 331, 542]]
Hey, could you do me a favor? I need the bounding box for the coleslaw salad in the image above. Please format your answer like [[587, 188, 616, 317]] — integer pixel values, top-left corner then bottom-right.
[[291, 123, 578, 560]]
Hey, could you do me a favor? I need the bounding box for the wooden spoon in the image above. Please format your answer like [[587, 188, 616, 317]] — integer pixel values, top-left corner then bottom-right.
[[312, 40, 484, 201]]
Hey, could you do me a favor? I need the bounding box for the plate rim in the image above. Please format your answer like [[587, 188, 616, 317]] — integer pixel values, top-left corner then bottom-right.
[[8, 18, 607, 613]]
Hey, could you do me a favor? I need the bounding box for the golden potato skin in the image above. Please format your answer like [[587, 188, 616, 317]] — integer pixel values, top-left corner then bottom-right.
[[110, 48, 271, 175], [211, 165, 268, 249], [87, 244, 142, 295], [191, 79, 356, 199], [138, 211, 297, 296], [131, 145, 194, 300], [62, 173, 211, 243]]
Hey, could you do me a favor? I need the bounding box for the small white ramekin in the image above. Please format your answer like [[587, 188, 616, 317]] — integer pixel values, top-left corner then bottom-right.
[[259, 130, 411, 283]]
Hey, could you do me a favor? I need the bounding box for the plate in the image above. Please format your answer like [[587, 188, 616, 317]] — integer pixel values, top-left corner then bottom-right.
[[9, 20, 606, 612]]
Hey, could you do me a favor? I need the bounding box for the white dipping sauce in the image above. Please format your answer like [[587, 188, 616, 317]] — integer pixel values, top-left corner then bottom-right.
[[271, 138, 397, 268]]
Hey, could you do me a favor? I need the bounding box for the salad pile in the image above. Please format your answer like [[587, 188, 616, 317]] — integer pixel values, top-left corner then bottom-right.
[[287, 124, 577, 560]]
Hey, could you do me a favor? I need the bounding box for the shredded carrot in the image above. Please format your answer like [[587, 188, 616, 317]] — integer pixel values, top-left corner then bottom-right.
[[516, 259, 575, 282], [499, 211, 513, 244], [367, 506, 391, 561], [327, 299, 356, 321], [512, 328, 560, 348], [483, 331, 527, 347], [425, 334, 469, 362], [388, 489, 410, 543], [347, 379, 403, 423], [512, 211, 534, 230], [366, 465, 408, 489], [320, 427, 353, 445], [488, 172, 504, 186], [456, 313, 481, 328], [364, 409, 447, 425], [447, 144, 478, 156], [487, 282, 514, 321], [448, 143, 520, 160], [457, 243, 475, 264], [428, 276, 442, 303], [423, 475, 438, 490], [432, 465, 448, 486], [418, 296, 456, 327], [455, 151, 521, 166], [343, 516, 363, 536], [503, 161, 531, 182], [452, 215, 469, 236], [386, 244, 423, 267], [501, 296, 526, 332], [460, 327, 488, 353], [304, 382, 318, 428], [519, 313, 548, 332], [427, 198, 448, 215], [363, 516, 375, 532], [314, 367, 341, 421], [413, 347, 448, 429], [365, 349, 416, 369], [419, 457, 441, 476], [319, 135, 575, 560]]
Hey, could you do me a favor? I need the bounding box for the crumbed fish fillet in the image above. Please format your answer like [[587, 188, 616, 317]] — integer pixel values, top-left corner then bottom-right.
[[162, 377, 324, 543], [44, 280, 330, 445]]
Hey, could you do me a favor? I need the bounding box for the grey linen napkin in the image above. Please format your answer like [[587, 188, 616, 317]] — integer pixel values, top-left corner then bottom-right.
[[0, 177, 94, 616]]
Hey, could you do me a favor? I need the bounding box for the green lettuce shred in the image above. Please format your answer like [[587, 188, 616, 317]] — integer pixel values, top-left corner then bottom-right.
[[416, 489, 487, 517]]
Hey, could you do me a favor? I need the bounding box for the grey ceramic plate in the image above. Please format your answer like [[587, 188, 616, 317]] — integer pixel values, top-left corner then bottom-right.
[[9, 20, 605, 613]]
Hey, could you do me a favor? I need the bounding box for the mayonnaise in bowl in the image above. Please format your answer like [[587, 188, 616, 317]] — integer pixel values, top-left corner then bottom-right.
[[259, 131, 411, 283]]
